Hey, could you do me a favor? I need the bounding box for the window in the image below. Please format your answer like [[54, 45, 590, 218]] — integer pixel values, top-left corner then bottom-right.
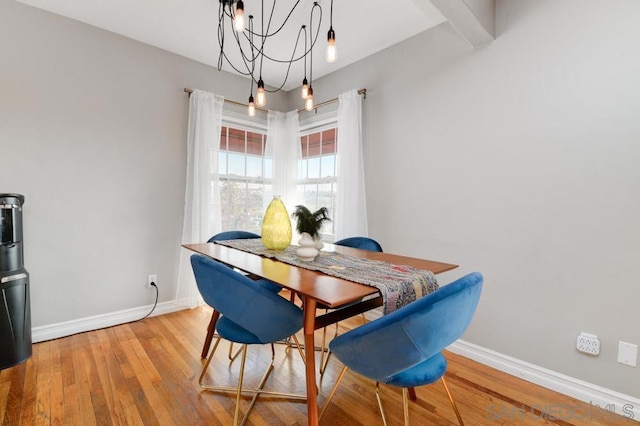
[[218, 125, 272, 233], [298, 126, 338, 238], [217, 115, 339, 239]]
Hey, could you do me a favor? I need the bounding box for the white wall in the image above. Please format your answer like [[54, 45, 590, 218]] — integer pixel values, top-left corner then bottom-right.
[[310, 0, 640, 398], [0, 0, 286, 327]]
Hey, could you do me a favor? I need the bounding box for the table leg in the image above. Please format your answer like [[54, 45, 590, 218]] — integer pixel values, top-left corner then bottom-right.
[[201, 310, 220, 359], [303, 298, 318, 426], [408, 387, 417, 401]]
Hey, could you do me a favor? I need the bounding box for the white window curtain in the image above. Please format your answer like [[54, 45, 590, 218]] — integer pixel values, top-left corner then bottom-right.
[[175, 89, 224, 308], [265, 110, 301, 215], [335, 89, 368, 239]]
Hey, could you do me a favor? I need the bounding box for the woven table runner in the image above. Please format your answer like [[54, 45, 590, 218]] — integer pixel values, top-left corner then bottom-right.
[[215, 239, 439, 314]]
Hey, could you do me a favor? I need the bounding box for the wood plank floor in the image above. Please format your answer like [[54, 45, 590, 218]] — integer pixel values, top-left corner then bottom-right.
[[0, 303, 636, 425]]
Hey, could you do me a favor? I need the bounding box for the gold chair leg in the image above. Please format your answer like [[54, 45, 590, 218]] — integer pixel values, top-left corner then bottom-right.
[[319, 322, 338, 378], [319, 366, 348, 421], [320, 313, 366, 379], [200, 338, 306, 426], [318, 308, 330, 378], [239, 344, 275, 425], [290, 334, 306, 366], [234, 345, 248, 426], [319, 323, 328, 373], [441, 376, 464, 426], [199, 337, 223, 387], [228, 342, 243, 362], [375, 382, 388, 426], [402, 388, 409, 426]]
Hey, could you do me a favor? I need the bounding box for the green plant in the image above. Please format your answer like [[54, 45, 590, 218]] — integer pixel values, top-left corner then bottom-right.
[[291, 205, 331, 238]]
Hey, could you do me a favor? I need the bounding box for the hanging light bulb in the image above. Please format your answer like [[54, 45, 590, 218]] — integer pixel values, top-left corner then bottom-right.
[[326, 27, 337, 63], [247, 94, 256, 117], [301, 25, 309, 99], [256, 79, 266, 107], [305, 87, 314, 111], [306, 21, 315, 111], [234, 0, 245, 32]]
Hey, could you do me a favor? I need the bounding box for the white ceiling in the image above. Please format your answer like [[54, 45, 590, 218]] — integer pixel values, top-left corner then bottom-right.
[[17, 0, 447, 91]]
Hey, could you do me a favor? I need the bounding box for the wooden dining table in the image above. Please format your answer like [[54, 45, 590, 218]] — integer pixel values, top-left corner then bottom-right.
[[182, 241, 458, 426]]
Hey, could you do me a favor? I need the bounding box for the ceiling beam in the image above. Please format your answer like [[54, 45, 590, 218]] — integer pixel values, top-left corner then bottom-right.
[[418, 0, 495, 48]]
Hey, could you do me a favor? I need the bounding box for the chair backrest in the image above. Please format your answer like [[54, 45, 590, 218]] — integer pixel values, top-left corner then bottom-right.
[[207, 230, 281, 293], [190, 254, 302, 343], [207, 230, 260, 243], [334, 236, 383, 252], [329, 272, 483, 382]]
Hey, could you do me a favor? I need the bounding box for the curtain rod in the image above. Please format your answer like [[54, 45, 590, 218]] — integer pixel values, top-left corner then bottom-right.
[[183, 88, 366, 114], [183, 88, 268, 113], [297, 88, 367, 113]]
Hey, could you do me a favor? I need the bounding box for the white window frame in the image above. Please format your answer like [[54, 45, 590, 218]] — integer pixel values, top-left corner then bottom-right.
[[298, 111, 339, 241], [217, 112, 270, 233]]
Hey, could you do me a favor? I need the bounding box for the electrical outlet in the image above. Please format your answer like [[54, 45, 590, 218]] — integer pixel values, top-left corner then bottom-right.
[[617, 341, 638, 367], [147, 274, 157, 288], [576, 332, 600, 356]]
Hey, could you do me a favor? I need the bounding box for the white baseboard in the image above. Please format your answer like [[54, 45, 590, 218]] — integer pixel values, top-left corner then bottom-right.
[[448, 339, 640, 423], [32, 301, 188, 343]]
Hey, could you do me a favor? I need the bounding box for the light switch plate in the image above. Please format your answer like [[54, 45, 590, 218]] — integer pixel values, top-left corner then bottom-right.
[[617, 341, 638, 367]]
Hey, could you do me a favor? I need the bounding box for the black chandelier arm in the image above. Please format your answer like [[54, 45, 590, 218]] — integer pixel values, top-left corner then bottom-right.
[[258, 6, 322, 64], [249, 18, 320, 92], [222, 1, 321, 64], [308, 1, 318, 86], [216, 0, 329, 101], [220, 1, 262, 66], [217, 28, 257, 78], [220, 19, 321, 79], [231, 15, 262, 65], [263, 25, 306, 93], [217, 1, 226, 71], [240, 4, 321, 65], [330, 0, 333, 27], [303, 25, 307, 77], [218, 4, 262, 77], [217, 2, 256, 73], [243, 24, 307, 92], [220, 0, 306, 39], [239, 0, 305, 39], [249, 16, 257, 87]]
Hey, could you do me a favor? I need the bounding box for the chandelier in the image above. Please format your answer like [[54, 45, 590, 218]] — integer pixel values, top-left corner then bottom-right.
[[217, 0, 337, 116]]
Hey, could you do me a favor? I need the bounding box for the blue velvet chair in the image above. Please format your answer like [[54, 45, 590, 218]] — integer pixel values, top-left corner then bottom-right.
[[191, 254, 306, 425], [200, 230, 281, 358], [207, 231, 281, 292], [335, 236, 383, 252], [207, 230, 260, 243], [320, 272, 483, 426], [316, 236, 384, 376]]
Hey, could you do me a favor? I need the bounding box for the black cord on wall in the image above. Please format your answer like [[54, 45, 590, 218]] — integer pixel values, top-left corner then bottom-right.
[[139, 282, 159, 321]]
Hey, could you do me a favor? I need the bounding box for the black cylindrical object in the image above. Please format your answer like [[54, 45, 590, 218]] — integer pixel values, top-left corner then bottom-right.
[[0, 193, 32, 369]]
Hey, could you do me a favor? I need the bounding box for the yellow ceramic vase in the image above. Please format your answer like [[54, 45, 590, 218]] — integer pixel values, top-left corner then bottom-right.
[[261, 197, 292, 250]]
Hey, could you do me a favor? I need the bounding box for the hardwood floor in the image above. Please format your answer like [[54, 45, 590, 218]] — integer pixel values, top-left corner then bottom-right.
[[0, 303, 635, 425]]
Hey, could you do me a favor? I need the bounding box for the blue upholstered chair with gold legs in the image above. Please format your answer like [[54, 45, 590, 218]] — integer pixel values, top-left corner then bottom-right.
[[316, 236, 384, 377], [208, 230, 281, 293], [191, 254, 306, 426], [320, 272, 483, 426], [200, 230, 281, 359], [334, 236, 383, 252]]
